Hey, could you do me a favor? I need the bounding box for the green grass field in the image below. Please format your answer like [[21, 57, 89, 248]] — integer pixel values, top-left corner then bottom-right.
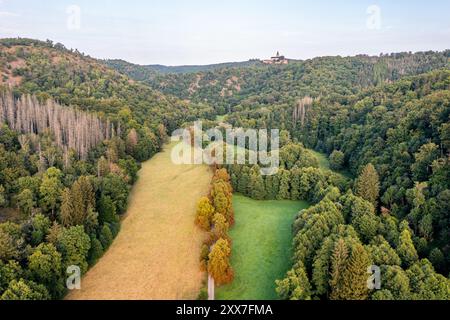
[[216, 195, 309, 300]]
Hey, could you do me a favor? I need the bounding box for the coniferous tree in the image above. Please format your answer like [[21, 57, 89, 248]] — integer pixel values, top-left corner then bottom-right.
[[97, 195, 118, 224], [342, 243, 371, 300], [277, 169, 290, 200], [99, 225, 113, 249], [71, 176, 98, 232], [276, 263, 311, 300], [59, 188, 74, 228], [397, 227, 419, 268], [237, 166, 250, 195], [264, 174, 274, 199], [329, 239, 349, 300], [290, 168, 301, 200], [355, 163, 380, 208], [0, 91, 115, 160], [126, 129, 139, 155], [97, 156, 110, 178], [249, 167, 266, 200]]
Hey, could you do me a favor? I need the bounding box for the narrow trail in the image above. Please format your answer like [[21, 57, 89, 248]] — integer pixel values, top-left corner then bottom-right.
[[67, 143, 212, 300]]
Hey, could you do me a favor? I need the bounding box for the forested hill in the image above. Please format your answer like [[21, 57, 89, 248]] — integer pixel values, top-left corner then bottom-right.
[[107, 51, 449, 115], [105, 59, 261, 77], [0, 38, 213, 300], [0, 38, 214, 132]]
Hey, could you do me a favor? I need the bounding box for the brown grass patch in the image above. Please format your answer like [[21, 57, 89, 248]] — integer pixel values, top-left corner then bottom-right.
[[66, 143, 212, 300]]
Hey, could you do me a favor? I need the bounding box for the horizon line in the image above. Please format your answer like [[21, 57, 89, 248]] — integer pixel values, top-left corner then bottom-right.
[[1, 36, 449, 68]]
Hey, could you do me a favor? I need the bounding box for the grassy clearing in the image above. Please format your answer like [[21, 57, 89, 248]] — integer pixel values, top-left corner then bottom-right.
[[215, 115, 228, 123], [67, 142, 212, 300], [216, 195, 309, 300], [310, 149, 353, 178]]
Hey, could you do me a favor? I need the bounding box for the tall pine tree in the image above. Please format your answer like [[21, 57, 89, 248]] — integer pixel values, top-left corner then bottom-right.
[[355, 163, 380, 208]]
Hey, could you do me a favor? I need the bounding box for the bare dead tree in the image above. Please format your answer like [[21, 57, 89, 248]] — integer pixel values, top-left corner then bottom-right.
[[293, 96, 314, 127], [0, 90, 116, 159]]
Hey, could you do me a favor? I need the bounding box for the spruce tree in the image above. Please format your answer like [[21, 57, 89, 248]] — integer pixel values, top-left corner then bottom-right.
[[277, 169, 290, 200], [290, 168, 301, 200], [97, 156, 110, 178], [249, 167, 266, 200], [265, 174, 280, 200], [355, 163, 380, 208], [397, 228, 419, 267], [237, 167, 250, 195], [343, 243, 370, 300], [59, 188, 74, 227], [276, 263, 312, 300], [330, 239, 349, 300]]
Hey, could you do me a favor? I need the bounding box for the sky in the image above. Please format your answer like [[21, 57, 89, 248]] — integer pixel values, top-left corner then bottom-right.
[[0, 0, 449, 65]]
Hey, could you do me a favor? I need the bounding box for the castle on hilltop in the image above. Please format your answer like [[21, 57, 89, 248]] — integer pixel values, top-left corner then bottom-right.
[[263, 51, 289, 65]]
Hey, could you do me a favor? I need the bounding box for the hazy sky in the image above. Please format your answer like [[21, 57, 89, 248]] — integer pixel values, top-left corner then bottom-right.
[[1, 0, 449, 65]]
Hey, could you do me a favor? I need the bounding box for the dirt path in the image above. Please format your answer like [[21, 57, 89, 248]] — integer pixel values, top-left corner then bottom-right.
[[67, 143, 212, 300]]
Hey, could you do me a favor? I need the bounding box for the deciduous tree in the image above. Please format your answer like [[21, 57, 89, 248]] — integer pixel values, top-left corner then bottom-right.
[[208, 238, 234, 286]]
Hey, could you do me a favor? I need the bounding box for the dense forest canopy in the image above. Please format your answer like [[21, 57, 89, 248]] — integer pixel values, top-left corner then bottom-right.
[[108, 50, 449, 116]]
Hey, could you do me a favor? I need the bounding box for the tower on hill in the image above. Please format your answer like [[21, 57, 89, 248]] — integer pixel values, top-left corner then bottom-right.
[[263, 51, 288, 65]]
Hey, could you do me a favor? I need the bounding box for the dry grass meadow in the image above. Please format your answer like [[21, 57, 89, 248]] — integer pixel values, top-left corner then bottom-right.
[[67, 142, 212, 300]]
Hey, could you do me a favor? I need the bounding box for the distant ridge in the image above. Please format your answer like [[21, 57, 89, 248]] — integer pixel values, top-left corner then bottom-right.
[[105, 59, 262, 76]]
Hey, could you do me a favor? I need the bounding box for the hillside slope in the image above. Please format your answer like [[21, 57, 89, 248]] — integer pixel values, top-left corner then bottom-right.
[[0, 38, 213, 132], [105, 59, 261, 77], [108, 51, 449, 115]]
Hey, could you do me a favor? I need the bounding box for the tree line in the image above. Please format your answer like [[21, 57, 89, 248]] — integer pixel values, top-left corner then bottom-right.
[[195, 168, 235, 298]]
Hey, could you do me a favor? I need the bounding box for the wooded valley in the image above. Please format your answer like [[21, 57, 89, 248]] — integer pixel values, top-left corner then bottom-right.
[[0, 37, 449, 300]]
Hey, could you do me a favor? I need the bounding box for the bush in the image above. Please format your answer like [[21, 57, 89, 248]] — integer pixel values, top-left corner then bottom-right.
[[197, 287, 208, 300], [97, 195, 118, 224], [88, 237, 104, 266], [329, 150, 345, 171], [109, 222, 121, 238], [1, 279, 50, 300], [99, 225, 113, 249]]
